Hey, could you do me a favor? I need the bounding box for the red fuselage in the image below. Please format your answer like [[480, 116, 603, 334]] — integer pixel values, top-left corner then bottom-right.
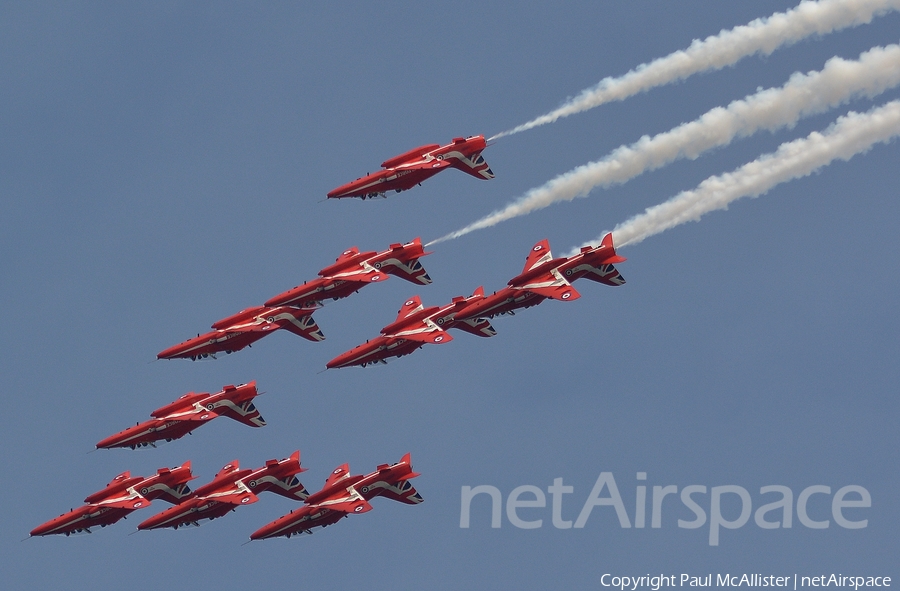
[[455, 288, 547, 320], [456, 235, 626, 321], [31, 503, 145, 537], [249, 455, 421, 540], [326, 291, 494, 369], [158, 306, 322, 360], [265, 239, 432, 308], [326, 335, 423, 369], [327, 136, 493, 199], [138, 454, 307, 531], [31, 465, 194, 536], [96, 383, 264, 449]]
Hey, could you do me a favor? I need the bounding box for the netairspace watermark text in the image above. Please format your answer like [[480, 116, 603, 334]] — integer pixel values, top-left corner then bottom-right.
[[599, 574, 890, 590], [460, 472, 872, 545]]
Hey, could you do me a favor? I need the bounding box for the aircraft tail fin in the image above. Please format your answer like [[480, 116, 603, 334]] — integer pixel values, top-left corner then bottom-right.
[[454, 318, 497, 338], [578, 264, 626, 286], [374, 238, 433, 285], [379, 256, 432, 285], [280, 313, 326, 342], [281, 475, 310, 501], [216, 400, 267, 427], [450, 151, 494, 180], [377, 479, 424, 505]]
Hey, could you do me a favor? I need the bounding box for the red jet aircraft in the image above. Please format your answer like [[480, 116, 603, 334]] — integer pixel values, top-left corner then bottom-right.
[[265, 238, 432, 309], [249, 453, 422, 539], [30, 462, 195, 537], [137, 451, 307, 531], [327, 135, 494, 199], [158, 305, 324, 361], [455, 233, 626, 321], [325, 289, 496, 369], [97, 382, 265, 450]]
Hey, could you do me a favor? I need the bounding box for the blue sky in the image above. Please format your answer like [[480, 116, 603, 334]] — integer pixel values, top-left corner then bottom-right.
[[2, 2, 898, 589]]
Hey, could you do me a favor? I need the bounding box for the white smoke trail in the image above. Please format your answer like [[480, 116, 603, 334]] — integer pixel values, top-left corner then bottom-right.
[[492, 0, 900, 140], [428, 44, 900, 246], [576, 100, 900, 252]]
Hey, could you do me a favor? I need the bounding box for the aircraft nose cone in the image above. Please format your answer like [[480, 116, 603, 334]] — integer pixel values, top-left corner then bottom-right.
[[157, 343, 186, 359], [249, 521, 280, 540], [95, 437, 116, 449]]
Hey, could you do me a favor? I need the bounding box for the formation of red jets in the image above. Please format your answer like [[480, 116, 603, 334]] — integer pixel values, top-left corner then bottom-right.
[[32, 452, 420, 539], [328, 233, 625, 368], [327, 135, 493, 200], [156, 232, 625, 368], [157, 238, 431, 360], [34, 135, 627, 542]]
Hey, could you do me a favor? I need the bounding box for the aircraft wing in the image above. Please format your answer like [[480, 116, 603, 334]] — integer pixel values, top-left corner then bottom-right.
[[94, 485, 153, 510], [324, 267, 386, 283], [221, 323, 269, 335], [519, 268, 581, 302], [97, 496, 152, 510], [382, 296, 451, 343], [521, 239, 555, 273], [380, 144, 442, 168], [386, 318, 452, 344], [323, 464, 352, 488], [167, 407, 219, 421], [309, 485, 373, 515], [392, 157, 452, 172], [394, 296, 424, 321], [207, 489, 259, 506], [214, 461, 241, 479], [327, 247, 360, 267]]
